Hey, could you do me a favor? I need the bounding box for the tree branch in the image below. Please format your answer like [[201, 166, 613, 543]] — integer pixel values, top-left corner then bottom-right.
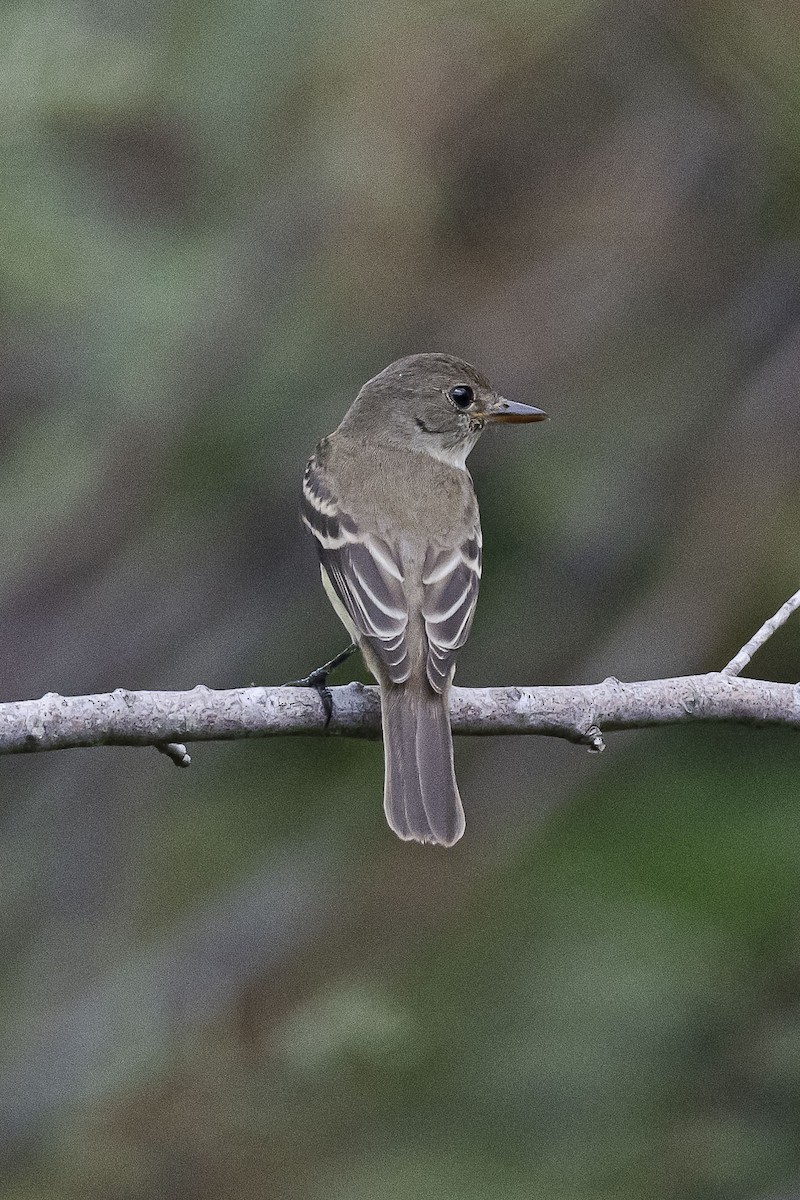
[[722, 586, 800, 676], [1, 673, 799, 761], [3, 585, 799, 760]]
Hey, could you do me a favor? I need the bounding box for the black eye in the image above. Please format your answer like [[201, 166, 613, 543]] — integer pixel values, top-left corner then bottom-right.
[[449, 385, 474, 410]]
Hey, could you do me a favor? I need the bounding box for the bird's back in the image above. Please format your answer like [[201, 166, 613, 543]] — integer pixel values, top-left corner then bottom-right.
[[320, 431, 479, 548]]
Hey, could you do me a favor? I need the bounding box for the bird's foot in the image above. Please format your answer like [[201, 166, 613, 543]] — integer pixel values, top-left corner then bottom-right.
[[283, 643, 357, 727]]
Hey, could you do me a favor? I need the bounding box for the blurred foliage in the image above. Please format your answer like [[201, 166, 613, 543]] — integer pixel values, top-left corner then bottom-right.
[[3, 0, 800, 1197]]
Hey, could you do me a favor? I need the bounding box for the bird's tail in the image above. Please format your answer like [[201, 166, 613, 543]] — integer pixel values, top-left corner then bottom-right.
[[381, 683, 465, 847]]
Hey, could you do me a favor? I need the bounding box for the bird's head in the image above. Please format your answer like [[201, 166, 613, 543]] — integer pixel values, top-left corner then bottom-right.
[[341, 352, 547, 467]]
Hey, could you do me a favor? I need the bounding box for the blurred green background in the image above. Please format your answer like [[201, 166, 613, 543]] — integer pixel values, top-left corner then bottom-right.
[[3, 1, 800, 1196]]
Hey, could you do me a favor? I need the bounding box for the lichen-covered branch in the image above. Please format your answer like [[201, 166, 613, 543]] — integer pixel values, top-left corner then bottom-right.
[[1, 674, 799, 762]]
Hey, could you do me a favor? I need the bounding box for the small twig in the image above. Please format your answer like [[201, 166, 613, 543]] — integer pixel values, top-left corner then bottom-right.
[[157, 741, 192, 768], [722, 586, 800, 676], [578, 724, 606, 754]]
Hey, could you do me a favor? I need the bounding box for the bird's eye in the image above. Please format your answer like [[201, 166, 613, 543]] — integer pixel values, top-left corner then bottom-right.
[[449, 385, 474, 410]]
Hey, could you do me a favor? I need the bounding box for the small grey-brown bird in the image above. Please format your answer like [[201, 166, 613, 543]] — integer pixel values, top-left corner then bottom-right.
[[301, 353, 547, 846]]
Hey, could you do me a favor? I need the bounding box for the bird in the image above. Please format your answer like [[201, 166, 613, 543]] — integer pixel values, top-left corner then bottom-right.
[[301, 353, 547, 846]]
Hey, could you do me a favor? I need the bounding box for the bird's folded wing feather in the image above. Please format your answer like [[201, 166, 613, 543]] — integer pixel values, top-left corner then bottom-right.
[[302, 453, 412, 682], [421, 530, 482, 693], [303, 451, 481, 691]]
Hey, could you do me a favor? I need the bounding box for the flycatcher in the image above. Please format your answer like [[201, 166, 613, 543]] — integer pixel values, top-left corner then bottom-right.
[[302, 353, 546, 847]]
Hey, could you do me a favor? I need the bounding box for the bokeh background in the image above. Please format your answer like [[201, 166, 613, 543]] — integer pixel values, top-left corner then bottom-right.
[[3, 1, 800, 1196]]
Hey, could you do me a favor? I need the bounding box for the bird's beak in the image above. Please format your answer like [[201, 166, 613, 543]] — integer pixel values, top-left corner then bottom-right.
[[483, 396, 549, 424]]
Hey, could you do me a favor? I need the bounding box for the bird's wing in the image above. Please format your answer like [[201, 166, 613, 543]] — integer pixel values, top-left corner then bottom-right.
[[421, 525, 482, 694], [302, 452, 412, 683]]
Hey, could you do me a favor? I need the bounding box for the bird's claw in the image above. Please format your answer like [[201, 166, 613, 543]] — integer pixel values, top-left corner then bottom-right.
[[283, 643, 357, 729]]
